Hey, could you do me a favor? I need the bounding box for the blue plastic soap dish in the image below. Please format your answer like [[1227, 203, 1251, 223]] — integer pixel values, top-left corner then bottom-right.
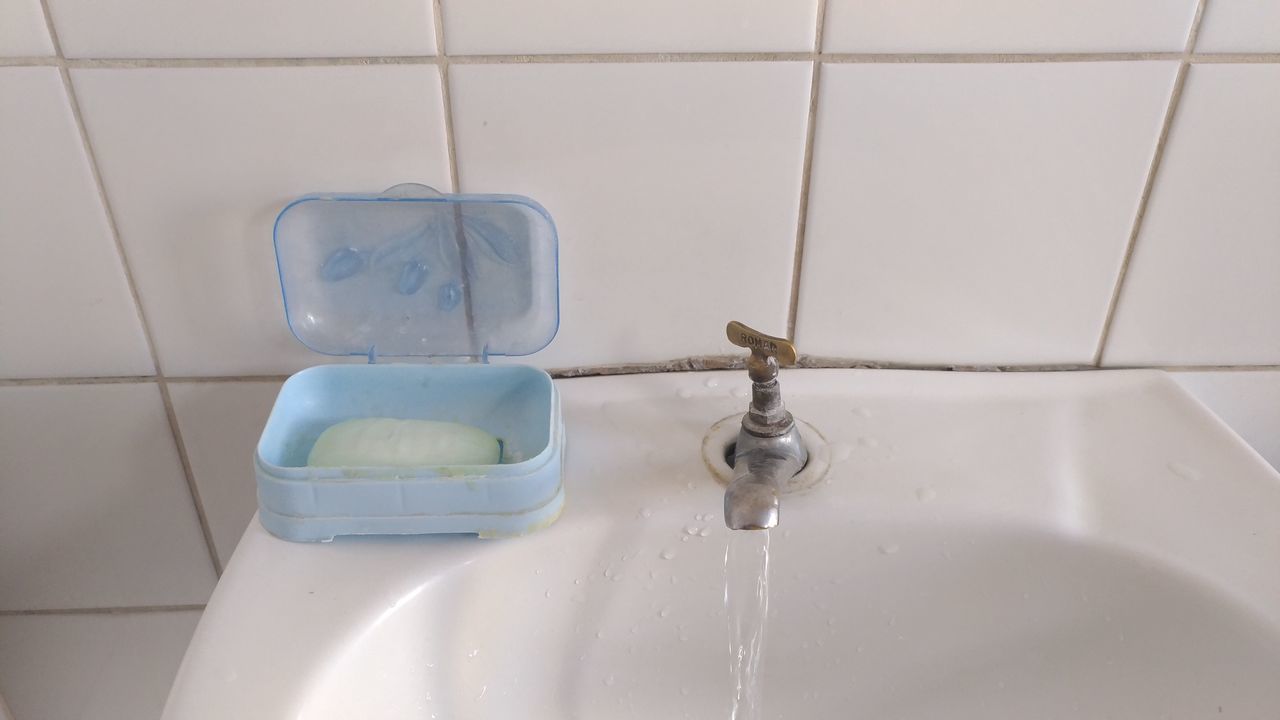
[[255, 184, 563, 542]]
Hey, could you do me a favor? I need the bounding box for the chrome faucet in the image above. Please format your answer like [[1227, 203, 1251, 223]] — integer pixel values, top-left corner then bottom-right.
[[723, 321, 807, 530]]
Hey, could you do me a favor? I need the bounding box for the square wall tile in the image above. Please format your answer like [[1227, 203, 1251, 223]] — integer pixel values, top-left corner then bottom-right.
[[72, 66, 451, 376], [442, 0, 819, 54], [450, 62, 810, 368], [0, 0, 53, 56], [824, 0, 1198, 53], [1196, 0, 1280, 52], [0, 610, 200, 720], [0, 68, 152, 378], [1104, 65, 1280, 366], [170, 381, 282, 566], [1173, 371, 1280, 472], [0, 383, 216, 610], [47, 0, 434, 58], [797, 62, 1177, 365]]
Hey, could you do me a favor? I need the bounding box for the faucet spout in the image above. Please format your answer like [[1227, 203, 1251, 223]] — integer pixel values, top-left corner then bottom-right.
[[724, 425, 807, 530]]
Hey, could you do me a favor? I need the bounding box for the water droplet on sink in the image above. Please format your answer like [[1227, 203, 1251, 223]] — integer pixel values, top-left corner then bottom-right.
[[596, 630, 605, 639], [916, 487, 937, 502], [684, 525, 699, 535], [698, 528, 711, 537], [468, 648, 480, 658], [604, 674, 616, 686], [732, 386, 750, 399], [878, 543, 900, 555], [677, 388, 694, 399], [639, 508, 653, 519], [681, 536, 690, 543], [1168, 461, 1201, 482], [575, 578, 582, 585], [830, 442, 853, 463], [704, 377, 720, 389], [660, 549, 676, 560], [545, 590, 553, 599], [658, 607, 671, 618]]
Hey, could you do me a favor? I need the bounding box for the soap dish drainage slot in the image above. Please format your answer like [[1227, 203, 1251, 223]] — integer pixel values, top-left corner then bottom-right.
[[701, 413, 830, 493]]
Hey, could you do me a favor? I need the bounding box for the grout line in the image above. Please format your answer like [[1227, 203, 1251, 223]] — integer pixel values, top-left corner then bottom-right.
[[820, 52, 1185, 63], [449, 51, 814, 64], [1191, 52, 1280, 63], [1091, 0, 1207, 367], [165, 374, 292, 384], [0, 375, 156, 386], [36, 0, 225, 579], [0, 604, 206, 617], [12, 50, 1280, 71], [785, 0, 829, 341], [431, 0, 481, 353], [158, 381, 225, 575], [547, 356, 1280, 378], [5, 362, 1280, 388]]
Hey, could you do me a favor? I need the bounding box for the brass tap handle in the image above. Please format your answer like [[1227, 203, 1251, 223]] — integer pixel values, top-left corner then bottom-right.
[[726, 321, 798, 383]]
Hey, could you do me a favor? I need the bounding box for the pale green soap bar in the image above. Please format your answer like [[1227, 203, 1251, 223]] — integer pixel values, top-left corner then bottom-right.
[[307, 418, 501, 467]]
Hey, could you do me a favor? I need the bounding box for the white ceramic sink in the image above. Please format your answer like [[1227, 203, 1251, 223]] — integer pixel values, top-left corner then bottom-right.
[[163, 369, 1280, 719]]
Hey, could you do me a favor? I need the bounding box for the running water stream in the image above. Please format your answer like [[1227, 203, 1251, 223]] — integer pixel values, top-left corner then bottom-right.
[[724, 529, 771, 720]]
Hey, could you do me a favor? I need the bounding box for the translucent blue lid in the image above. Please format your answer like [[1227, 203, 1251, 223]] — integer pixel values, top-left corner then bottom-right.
[[273, 184, 558, 360]]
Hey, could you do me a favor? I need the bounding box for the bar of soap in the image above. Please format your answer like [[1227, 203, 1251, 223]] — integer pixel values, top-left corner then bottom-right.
[[307, 418, 501, 467]]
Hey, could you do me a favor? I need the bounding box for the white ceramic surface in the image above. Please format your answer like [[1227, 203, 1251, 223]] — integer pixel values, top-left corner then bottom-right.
[[0, 383, 216, 610], [823, 0, 1197, 53], [70, 66, 450, 376], [0, 0, 52, 56], [1196, 0, 1280, 52], [441, 0, 819, 54], [797, 62, 1176, 365], [169, 381, 283, 566], [450, 62, 809, 368], [1104, 64, 1280, 366], [165, 369, 1280, 718], [0, 611, 200, 720], [1174, 371, 1280, 472], [0, 67, 152, 378], [46, 0, 435, 58]]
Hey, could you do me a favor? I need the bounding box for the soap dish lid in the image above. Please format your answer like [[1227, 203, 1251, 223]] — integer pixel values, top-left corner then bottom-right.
[[273, 184, 559, 360]]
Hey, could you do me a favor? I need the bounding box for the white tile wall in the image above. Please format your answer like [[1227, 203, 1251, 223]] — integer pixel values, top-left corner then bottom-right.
[[0, 68, 152, 378], [450, 62, 810, 368], [442, 0, 819, 54], [797, 62, 1177, 365], [6, 3, 1280, 718], [823, 0, 1198, 53], [0, 0, 52, 56], [1104, 65, 1280, 366], [0, 611, 200, 720], [1196, 0, 1280, 52], [170, 381, 282, 566], [71, 66, 451, 376], [46, 0, 436, 58], [0, 383, 215, 610]]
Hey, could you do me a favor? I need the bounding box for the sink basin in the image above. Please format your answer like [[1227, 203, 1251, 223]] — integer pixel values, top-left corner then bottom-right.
[[163, 369, 1280, 719]]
